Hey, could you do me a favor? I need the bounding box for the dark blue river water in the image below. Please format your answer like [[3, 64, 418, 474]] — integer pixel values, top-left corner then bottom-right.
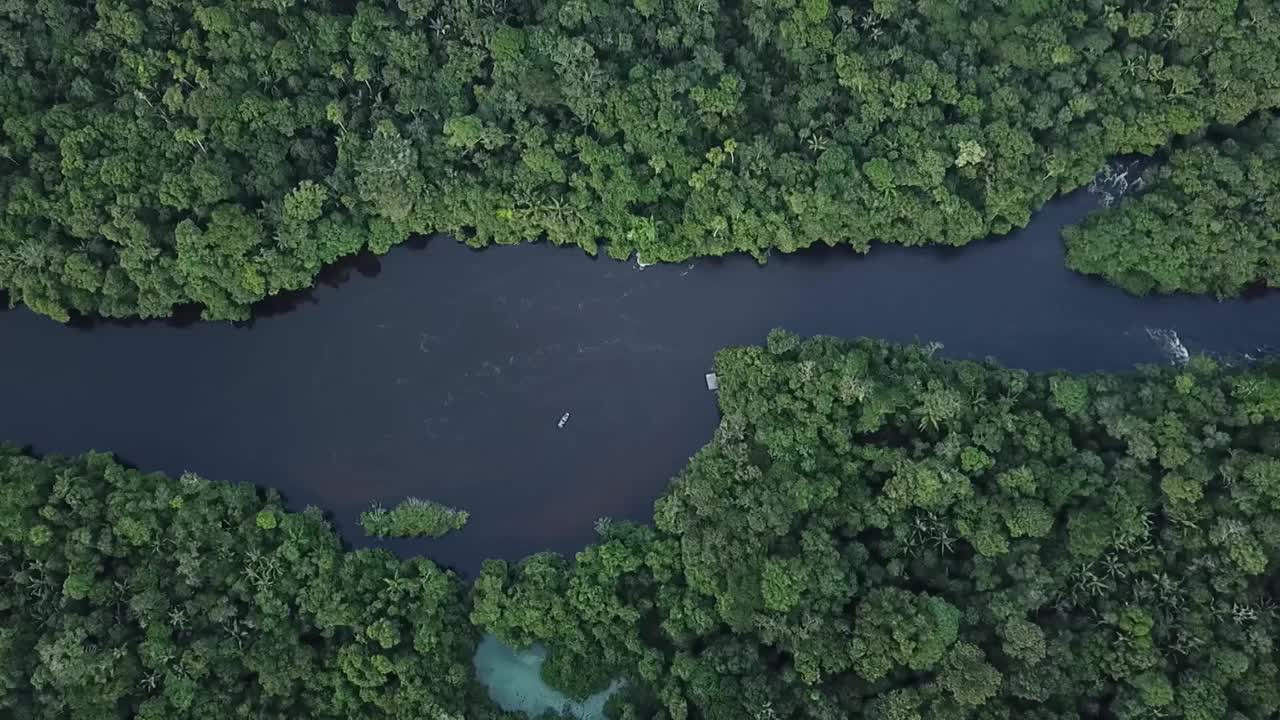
[[1, 188, 1277, 573]]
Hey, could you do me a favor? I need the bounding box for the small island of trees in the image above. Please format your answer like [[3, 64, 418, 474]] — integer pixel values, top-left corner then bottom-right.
[[361, 498, 470, 538]]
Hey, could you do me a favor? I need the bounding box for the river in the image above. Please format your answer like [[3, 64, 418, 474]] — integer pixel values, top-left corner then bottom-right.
[[1, 187, 1277, 573]]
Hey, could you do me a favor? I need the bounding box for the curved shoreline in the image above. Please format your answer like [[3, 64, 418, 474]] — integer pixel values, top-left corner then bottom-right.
[[1, 188, 1278, 573]]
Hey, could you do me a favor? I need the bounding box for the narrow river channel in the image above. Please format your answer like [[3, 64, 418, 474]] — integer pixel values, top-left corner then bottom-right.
[[1, 187, 1277, 573]]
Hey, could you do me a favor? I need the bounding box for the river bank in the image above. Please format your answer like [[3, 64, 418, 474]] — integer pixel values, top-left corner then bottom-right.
[[1, 187, 1277, 573]]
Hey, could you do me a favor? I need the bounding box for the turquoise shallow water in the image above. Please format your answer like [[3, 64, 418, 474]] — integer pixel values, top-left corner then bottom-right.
[[473, 635, 623, 720]]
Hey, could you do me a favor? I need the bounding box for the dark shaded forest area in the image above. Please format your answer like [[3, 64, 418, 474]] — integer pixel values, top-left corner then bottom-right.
[[5, 335, 1279, 719], [2, 0, 1279, 320]]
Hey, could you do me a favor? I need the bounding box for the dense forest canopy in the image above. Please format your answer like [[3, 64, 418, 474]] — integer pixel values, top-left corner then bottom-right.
[[474, 334, 1280, 720], [1064, 111, 1280, 297], [2, 0, 1280, 320], [0, 449, 489, 719], [5, 335, 1280, 719]]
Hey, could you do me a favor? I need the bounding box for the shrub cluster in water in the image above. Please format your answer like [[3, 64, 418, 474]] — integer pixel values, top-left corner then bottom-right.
[[1065, 112, 1280, 297], [3, 335, 1280, 719], [360, 498, 469, 538], [2, 0, 1280, 320]]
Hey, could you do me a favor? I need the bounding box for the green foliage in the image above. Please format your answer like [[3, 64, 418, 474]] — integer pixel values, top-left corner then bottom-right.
[[0, 450, 484, 720], [5, 336, 1280, 719], [5, 0, 1280, 320], [1065, 113, 1280, 296], [360, 498, 469, 538], [473, 335, 1280, 720], [540, 646, 614, 701], [851, 589, 961, 681]]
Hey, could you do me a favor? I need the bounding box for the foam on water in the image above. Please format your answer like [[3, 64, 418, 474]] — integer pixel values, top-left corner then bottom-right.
[[1243, 344, 1280, 363], [473, 635, 623, 720], [1145, 327, 1189, 365], [1147, 327, 1190, 365]]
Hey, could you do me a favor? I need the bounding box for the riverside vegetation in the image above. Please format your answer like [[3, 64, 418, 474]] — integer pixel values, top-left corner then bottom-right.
[[1064, 112, 1280, 297], [3, 0, 1280, 321], [4, 333, 1279, 720], [361, 498, 470, 538]]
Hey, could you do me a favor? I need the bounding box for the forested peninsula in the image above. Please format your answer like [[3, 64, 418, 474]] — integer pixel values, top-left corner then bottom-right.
[[3, 0, 1280, 320], [1064, 112, 1280, 297], [5, 335, 1279, 719]]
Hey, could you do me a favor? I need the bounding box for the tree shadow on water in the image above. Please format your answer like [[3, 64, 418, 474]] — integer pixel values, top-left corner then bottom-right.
[[66, 303, 204, 331], [246, 250, 385, 323], [60, 236, 441, 330], [1239, 280, 1279, 302], [243, 235, 438, 323]]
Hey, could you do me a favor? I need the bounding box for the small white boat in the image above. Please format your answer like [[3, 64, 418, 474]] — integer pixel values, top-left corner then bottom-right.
[[557, 412, 571, 428]]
